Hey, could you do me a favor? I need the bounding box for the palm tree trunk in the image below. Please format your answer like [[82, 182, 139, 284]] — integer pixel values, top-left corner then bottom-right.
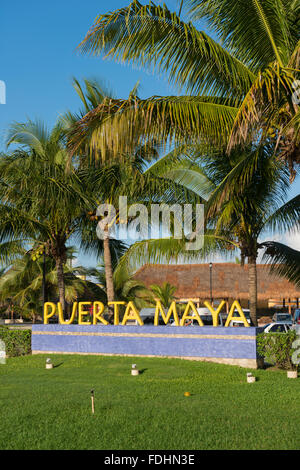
[[248, 255, 258, 326], [103, 229, 115, 322], [56, 256, 65, 314]]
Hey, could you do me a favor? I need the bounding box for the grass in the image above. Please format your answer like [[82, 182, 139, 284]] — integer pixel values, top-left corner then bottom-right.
[[0, 354, 300, 450]]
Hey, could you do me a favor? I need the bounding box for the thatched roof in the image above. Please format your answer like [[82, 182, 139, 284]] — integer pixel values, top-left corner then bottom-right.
[[134, 263, 300, 301]]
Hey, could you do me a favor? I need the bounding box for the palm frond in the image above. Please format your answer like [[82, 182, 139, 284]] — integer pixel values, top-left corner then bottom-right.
[[186, 0, 296, 70], [78, 0, 255, 102], [0, 240, 26, 266], [146, 147, 215, 200], [263, 193, 300, 233], [227, 61, 299, 152], [69, 94, 238, 158], [114, 234, 238, 281], [261, 240, 300, 287]]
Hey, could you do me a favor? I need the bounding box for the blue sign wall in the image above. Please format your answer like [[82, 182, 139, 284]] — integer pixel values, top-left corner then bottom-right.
[[32, 324, 263, 368]]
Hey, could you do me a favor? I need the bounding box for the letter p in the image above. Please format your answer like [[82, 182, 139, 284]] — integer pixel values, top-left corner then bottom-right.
[[44, 302, 56, 324]]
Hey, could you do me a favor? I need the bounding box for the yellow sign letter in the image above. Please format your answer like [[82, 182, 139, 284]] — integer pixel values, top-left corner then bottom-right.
[[78, 302, 92, 325], [180, 301, 204, 326], [224, 301, 250, 327], [93, 302, 108, 325], [154, 301, 179, 326], [108, 301, 126, 325], [57, 302, 78, 325], [204, 300, 226, 326], [122, 302, 144, 326], [44, 302, 56, 324]]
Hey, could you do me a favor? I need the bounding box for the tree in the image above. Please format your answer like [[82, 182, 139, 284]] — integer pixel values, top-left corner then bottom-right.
[[63, 78, 162, 320], [90, 258, 153, 310], [150, 282, 177, 309], [0, 122, 85, 313], [64, 77, 208, 320], [0, 121, 115, 315], [0, 249, 105, 322], [199, 145, 300, 325], [77, 0, 299, 178]]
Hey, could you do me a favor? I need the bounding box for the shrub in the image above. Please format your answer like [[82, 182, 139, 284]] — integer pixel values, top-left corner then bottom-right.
[[257, 330, 298, 370], [0, 326, 31, 357]]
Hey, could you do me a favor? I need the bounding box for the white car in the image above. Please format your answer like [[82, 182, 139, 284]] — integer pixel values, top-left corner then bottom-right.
[[262, 322, 291, 333], [229, 309, 253, 327]]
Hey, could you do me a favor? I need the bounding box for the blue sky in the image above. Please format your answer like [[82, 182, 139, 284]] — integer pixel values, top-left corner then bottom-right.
[[0, 1, 299, 267], [0, 0, 182, 148]]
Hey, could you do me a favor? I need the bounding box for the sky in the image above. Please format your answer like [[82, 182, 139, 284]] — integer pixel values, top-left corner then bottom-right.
[[0, 1, 299, 268], [0, 0, 182, 139]]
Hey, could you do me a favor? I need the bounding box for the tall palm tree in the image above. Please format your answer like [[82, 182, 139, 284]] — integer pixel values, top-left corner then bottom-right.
[[64, 77, 208, 320], [0, 121, 112, 314], [76, 0, 299, 177], [62, 78, 123, 317], [63, 78, 162, 319], [195, 145, 300, 325]]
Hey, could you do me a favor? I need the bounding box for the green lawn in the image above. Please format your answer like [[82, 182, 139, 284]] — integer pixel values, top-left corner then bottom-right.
[[0, 354, 299, 450]]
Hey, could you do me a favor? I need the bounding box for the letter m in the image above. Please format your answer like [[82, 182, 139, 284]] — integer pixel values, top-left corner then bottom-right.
[[154, 301, 179, 326]]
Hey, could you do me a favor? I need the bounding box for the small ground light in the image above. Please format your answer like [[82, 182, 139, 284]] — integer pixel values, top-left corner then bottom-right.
[[247, 372, 256, 383], [45, 358, 53, 369], [184, 392, 191, 397], [90, 389, 95, 414], [131, 364, 139, 376]]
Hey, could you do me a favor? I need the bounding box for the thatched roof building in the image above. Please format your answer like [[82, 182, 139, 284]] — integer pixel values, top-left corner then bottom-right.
[[134, 263, 300, 311]]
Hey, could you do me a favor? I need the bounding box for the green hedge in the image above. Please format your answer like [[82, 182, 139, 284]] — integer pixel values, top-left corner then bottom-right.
[[0, 326, 31, 357], [257, 330, 298, 370]]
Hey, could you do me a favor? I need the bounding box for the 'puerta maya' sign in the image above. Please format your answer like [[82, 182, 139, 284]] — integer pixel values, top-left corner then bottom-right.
[[34, 300, 259, 368], [44, 299, 250, 327]]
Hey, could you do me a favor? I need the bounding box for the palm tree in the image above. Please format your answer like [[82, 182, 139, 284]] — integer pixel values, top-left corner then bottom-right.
[[0, 121, 124, 314], [0, 249, 105, 322], [64, 77, 208, 320], [196, 145, 300, 325], [90, 258, 153, 310], [0, 122, 90, 313], [63, 78, 161, 319], [150, 282, 177, 309], [76, 0, 299, 178]]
